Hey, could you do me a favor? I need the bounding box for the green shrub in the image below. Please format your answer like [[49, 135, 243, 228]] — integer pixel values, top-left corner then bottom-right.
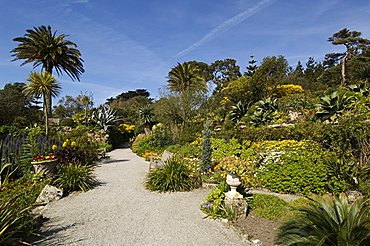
[[200, 182, 236, 220], [54, 163, 96, 193], [166, 144, 201, 157], [145, 157, 193, 192], [131, 134, 156, 156], [211, 138, 243, 162], [255, 149, 345, 195], [60, 118, 77, 127], [252, 194, 287, 220]]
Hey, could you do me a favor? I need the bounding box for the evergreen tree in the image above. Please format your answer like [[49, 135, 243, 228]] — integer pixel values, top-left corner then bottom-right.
[[200, 121, 212, 173], [293, 61, 304, 77], [245, 55, 258, 76], [326, 28, 370, 85]]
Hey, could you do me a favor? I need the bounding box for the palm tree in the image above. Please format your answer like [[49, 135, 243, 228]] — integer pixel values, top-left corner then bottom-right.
[[167, 62, 206, 93], [138, 105, 154, 134], [11, 25, 84, 116], [24, 72, 61, 135], [276, 194, 370, 246]]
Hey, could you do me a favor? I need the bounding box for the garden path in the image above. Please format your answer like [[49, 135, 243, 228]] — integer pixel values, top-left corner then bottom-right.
[[34, 147, 247, 246]]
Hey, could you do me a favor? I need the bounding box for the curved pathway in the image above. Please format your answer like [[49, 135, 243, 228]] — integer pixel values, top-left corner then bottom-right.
[[34, 148, 247, 246]]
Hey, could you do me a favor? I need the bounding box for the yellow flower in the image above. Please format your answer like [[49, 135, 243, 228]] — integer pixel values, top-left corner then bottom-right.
[[62, 141, 68, 148], [71, 141, 77, 147], [52, 145, 58, 151]]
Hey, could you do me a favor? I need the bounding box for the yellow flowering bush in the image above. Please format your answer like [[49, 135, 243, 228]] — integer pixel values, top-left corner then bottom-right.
[[273, 84, 304, 97], [118, 123, 135, 134], [218, 156, 251, 185], [143, 151, 157, 161]]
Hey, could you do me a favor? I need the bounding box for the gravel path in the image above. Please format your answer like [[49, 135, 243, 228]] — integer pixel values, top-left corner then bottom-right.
[[34, 148, 247, 246]]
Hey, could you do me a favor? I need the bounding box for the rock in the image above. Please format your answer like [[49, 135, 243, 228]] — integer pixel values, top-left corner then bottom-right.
[[32, 205, 47, 217], [251, 239, 262, 246], [224, 198, 248, 218], [36, 185, 63, 204], [221, 219, 229, 224]]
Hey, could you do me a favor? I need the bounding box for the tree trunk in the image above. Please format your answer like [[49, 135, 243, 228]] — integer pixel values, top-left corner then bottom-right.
[[43, 95, 49, 135], [45, 65, 53, 117], [341, 53, 348, 85]]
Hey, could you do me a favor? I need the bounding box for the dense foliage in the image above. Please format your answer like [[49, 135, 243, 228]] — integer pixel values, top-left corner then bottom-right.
[[276, 194, 370, 246]]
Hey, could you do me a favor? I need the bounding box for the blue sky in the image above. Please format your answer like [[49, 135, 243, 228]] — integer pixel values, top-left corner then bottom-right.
[[1, 0, 370, 105]]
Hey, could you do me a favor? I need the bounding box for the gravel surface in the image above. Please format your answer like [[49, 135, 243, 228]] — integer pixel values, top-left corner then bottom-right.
[[34, 148, 247, 246]]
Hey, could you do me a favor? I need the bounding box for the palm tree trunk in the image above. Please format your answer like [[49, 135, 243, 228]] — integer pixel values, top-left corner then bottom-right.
[[45, 65, 53, 117], [43, 95, 49, 135]]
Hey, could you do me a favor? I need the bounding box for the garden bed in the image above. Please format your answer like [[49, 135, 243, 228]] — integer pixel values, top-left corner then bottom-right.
[[234, 213, 281, 246]]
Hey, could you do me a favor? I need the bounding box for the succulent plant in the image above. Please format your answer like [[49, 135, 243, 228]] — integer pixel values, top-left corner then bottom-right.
[[92, 105, 121, 132]]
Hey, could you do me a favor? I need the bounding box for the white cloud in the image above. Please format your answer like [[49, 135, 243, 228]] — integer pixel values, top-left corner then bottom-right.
[[73, 0, 89, 3], [175, 0, 275, 58]]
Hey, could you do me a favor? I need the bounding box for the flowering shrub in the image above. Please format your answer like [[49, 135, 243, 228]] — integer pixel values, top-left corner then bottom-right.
[[131, 134, 156, 156], [142, 151, 157, 161], [118, 123, 135, 134], [54, 137, 98, 166], [273, 84, 304, 97], [31, 154, 56, 162], [219, 156, 251, 185]]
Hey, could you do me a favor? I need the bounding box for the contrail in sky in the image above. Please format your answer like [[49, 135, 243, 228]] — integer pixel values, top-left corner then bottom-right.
[[175, 0, 275, 58]]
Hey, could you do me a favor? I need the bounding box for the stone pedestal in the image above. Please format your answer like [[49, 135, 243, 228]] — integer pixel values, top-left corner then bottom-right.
[[225, 173, 243, 201]]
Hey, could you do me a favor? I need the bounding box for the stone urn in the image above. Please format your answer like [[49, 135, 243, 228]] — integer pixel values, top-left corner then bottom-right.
[[225, 173, 243, 200], [31, 159, 58, 177]]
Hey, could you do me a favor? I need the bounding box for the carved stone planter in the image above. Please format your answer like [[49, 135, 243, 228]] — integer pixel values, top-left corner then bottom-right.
[[225, 173, 243, 200], [31, 159, 58, 177]]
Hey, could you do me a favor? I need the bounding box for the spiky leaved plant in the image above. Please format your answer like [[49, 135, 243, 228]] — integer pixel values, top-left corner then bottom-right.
[[92, 105, 120, 132], [315, 91, 355, 122], [276, 194, 370, 246], [249, 97, 278, 126], [138, 105, 154, 134], [230, 101, 248, 123], [145, 156, 192, 192]]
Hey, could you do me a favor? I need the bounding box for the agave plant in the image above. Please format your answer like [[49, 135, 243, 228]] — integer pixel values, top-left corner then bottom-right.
[[357, 65, 370, 83], [348, 83, 370, 97], [91, 105, 120, 132], [276, 194, 370, 246], [315, 91, 355, 122], [230, 101, 249, 123], [249, 97, 278, 126]]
